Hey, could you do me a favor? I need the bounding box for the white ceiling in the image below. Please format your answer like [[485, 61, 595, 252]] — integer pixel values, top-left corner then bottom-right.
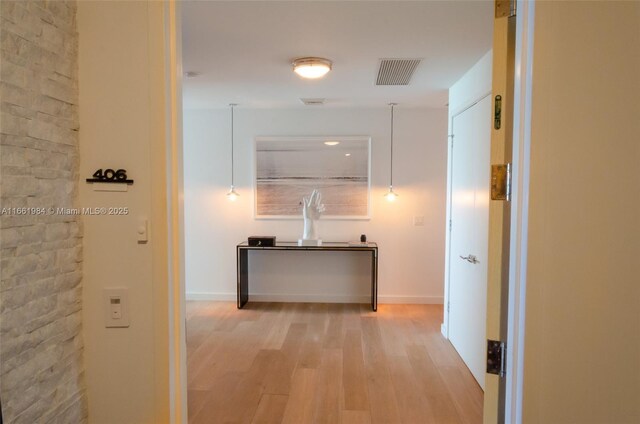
[[182, 1, 493, 110]]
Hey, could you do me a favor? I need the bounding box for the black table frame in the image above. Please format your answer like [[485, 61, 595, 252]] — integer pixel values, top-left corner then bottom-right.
[[236, 242, 378, 311]]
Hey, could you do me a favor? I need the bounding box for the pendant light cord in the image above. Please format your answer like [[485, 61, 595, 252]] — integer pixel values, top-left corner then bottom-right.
[[389, 103, 396, 187], [230, 103, 236, 186]]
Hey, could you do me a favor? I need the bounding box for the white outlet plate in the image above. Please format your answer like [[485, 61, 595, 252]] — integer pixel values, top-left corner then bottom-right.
[[104, 288, 130, 328]]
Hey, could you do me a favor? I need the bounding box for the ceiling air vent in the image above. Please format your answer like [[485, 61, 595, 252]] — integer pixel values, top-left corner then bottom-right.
[[376, 59, 422, 86], [300, 98, 326, 106]]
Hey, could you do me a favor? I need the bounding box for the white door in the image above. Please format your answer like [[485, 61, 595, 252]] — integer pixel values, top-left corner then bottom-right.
[[448, 95, 491, 389]]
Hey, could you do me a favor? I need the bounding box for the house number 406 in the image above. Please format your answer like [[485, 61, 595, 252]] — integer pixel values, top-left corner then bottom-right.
[[86, 169, 134, 184], [93, 169, 128, 181]]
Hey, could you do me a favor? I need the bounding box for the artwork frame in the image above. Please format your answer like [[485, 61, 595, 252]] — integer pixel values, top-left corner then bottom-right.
[[254, 136, 371, 220]]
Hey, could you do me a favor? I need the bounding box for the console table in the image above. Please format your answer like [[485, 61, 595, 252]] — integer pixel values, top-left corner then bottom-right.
[[236, 241, 378, 311]]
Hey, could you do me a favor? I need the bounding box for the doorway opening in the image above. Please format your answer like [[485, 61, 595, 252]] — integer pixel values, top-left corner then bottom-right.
[[172, 1, 513, 423]]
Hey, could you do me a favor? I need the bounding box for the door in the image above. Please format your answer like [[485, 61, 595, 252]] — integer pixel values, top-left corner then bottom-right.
[[448, 95, 492, 389], [484, 3, 517, 422]]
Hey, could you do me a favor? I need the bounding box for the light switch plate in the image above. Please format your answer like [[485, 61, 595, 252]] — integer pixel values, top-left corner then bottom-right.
[[104, 288, 130, 328], [137, 218, 148, 243], [413, 215, 425, 226]]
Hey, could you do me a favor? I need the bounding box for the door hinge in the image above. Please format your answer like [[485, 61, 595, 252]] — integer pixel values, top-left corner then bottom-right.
[[449, 219, 452, 231], [447, 301, 450, 313], [495, 0, 516, 18], [487, 339, 506, 377], [491, 163, 511, 201]]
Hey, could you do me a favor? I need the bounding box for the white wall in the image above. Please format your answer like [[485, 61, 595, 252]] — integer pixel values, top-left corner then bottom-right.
[[443, 51, 492, 332], [184, 107, 447, 304], [523, 1, 640, 422], [78, 2, 171, 423], [448, 51, 493, 117]]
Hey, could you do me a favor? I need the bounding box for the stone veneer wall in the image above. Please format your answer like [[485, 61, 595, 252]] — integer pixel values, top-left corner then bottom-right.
[[0, 1, 87, 423]]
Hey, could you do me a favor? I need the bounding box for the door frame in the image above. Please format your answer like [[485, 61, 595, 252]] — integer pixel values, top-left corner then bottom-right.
[[163, 1, 536, 423], [163, 1, 188, 423], [484, 1, 535, 422], [504, 1, 535, 422]]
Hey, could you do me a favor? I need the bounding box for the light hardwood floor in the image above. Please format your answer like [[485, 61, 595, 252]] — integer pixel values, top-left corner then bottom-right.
[[187, 302, 483, 424]]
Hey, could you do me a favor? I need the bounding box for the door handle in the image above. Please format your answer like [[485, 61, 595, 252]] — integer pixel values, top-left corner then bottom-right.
[[459, 254, 479, 264]]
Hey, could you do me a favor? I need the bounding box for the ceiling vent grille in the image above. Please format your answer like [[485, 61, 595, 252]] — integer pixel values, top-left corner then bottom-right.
[[376, 59, 422, 86], [300, 98, 326, 106]]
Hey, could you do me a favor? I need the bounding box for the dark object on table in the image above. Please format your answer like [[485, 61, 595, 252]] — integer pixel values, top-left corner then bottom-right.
[[360, 234, 367, 243], [248, 236, 276, 247]]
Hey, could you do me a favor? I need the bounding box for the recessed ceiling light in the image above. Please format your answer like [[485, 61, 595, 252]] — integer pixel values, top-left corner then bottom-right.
[[293, 57, 332, 79], [324, 141, 340, 146], [345, 153, 351, 157]]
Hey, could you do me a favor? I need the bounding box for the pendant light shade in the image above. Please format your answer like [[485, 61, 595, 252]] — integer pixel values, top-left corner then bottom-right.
[[385, 186, 398, 202], [226, 186, 239, 201], [226, 103, 239, 201], [386, 103, 399, 201]]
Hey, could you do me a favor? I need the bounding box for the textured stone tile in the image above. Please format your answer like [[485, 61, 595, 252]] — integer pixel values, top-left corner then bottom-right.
[[1, 224, 46, 248], [0, 111, 30, 136], [0, 144, 27, 167], [0, 1, 86, 422], [1, 101, 36, 119], [0, 81, 32, 109], [2, 175, 38, 196], [0, 59, 28, 88], [40, 75, 76, 104]]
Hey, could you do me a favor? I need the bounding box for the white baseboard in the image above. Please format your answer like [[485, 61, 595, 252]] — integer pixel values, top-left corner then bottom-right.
[[378, 295, 443, 304], [186, 292, 443, 305], [186, 292, 236, 301], [441, 323, 448, 338], [185, 292, 370, 303]]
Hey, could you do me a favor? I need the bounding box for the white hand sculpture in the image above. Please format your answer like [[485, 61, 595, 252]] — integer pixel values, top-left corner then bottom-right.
[[302, 189, 325, 240]]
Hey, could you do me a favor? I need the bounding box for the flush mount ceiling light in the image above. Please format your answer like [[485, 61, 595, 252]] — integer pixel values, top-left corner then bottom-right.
[[293, 57, 332, 79]]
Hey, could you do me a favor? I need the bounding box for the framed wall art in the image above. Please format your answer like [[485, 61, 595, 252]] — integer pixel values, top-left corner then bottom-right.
[[254, 136, 371, 219]]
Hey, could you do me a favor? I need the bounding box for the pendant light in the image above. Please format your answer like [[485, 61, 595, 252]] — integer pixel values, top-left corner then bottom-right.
[[226, 103, 239, 201], [385, 103, 399, 201]]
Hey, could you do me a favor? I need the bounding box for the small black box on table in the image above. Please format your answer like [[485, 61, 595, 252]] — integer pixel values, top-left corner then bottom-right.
[[248, 236, 276, 247]]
